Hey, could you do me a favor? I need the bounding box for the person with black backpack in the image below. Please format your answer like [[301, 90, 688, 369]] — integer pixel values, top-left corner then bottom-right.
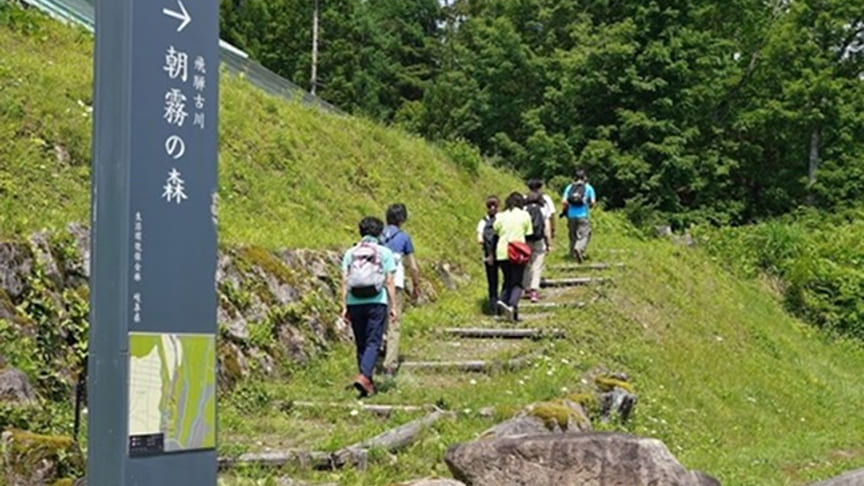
[[341, 216, 398, 397], [561, 169, 597, 262], [476, 195, 500, 314], [522, 179, 554, 302]]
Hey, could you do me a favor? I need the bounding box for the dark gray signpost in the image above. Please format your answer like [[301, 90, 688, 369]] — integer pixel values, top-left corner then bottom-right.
[[88, 0, 219, 484]]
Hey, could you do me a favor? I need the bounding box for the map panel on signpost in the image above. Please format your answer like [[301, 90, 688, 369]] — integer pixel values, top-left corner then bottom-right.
[[128, 333, 216, 456]]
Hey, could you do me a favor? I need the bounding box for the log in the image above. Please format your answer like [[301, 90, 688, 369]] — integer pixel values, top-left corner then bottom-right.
[[330, 409, 453, 468], [540, 277, 610, 288], [442, 328, 564, 339], [219, 410, 452, 471]]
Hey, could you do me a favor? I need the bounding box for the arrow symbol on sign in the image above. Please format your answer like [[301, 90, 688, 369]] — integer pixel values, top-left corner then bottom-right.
[[162, 0, 192, 32]]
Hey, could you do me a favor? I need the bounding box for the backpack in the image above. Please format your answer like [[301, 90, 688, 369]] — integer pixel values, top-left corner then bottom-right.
[[482, 216, 497, 257], [526, 202, 545, 242], [567, 182, 587, 207], [346, 242, 385, 298]]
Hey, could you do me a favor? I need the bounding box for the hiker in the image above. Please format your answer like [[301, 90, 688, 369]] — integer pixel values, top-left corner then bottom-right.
[[561, 169, 597, 262], [476, 195, 500, 313], [522, 179, 555, 302], [380, 203, 420, 376], [341, 216, 398, 397], [494, 192, 532, 321]]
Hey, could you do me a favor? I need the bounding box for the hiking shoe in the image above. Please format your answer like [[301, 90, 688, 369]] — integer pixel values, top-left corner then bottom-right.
[[353, 374, 375, 398], [530, 290, 539, 303], [574, 249, 584, 263], [497, 301, 514, 321]]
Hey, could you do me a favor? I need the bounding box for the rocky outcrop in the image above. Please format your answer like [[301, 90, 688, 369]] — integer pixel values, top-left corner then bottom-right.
[[445, 432, 720, 486], [0, 225, 455, 391], [808, 469, 864, 486]]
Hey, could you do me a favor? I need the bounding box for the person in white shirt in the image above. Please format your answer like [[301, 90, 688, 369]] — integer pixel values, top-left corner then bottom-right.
[[522, 179, 555, 302]]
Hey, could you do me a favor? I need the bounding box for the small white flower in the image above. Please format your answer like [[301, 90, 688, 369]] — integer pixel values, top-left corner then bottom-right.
[[350, 409, 359, 417], [518, 380, 525, 386], [469, 379, 477, 385], [546, 370, 553, 376], [462, 408, 472, 415], [560, 387, 569, 393], [560, 358, 570, 364]]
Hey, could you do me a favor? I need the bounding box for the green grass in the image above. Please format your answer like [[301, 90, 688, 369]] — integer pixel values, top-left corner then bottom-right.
[[3, 6, 864, 486]]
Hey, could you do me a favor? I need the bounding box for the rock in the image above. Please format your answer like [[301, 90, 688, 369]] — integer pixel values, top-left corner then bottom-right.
[[808, 468, 864, 485], [445, 432, 719, 486], [482, 399, 591, 439], [656, 225, 673, 238], [218, 299, 249, 342], [65, 223, 90, 280], [396, 479, 466, 486], [1, 430, 84, 486], [600, 387, 637, 423], [27, 232, 63, 288], [0, 242, 33, 299], [0, 368, 37, 405]]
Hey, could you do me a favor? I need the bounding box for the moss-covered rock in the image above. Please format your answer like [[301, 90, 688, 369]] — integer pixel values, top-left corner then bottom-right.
[[1, 429, 83, 486]]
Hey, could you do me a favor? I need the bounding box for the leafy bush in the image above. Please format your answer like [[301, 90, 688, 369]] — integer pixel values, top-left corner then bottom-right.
[[694, 212, 864, 339], [440, 138, 482, 176]]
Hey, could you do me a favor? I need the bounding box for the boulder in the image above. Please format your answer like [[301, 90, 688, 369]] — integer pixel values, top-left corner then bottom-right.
[[0, 368, 37, 405], [396, 479, 466, 486], [808, 468, 864, 486], [482, 399, 591, 439], [445, 432, 720, 486]]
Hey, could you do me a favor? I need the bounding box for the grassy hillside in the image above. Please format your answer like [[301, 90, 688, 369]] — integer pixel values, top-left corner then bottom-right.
[[0, 5, 519, 265], [3, 6, 864, 486]]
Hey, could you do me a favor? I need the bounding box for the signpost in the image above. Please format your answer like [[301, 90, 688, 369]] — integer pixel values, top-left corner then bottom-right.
[[88, 0, 219, 484]]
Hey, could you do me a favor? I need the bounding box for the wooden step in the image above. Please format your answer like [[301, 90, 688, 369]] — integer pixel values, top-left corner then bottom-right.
[[521, 301, 586, 311], [548, 263, 624, 271], [442, 327, 564, 339], [285, 400, 434, 416], [540, 277, 610, 288], [401, 355, 533, 373]]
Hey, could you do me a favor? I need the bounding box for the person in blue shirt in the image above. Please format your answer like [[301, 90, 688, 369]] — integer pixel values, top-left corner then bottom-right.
[[341, 216, 397, 397], [561, 169, 597, 262], [380, 203, 420, 376]]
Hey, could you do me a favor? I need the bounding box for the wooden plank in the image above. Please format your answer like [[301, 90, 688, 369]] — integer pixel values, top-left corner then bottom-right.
[[288, 400, 432, 416], [540, 277, 610, 288], [548, 263, 625, 271], [401, 355, 534, 373], [442, 328, 564, 339], [521, 301, 586, 311]]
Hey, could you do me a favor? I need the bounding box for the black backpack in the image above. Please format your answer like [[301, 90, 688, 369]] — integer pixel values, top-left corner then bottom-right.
[[482, 216, 497, 257], [526, 202, 545, 241], [567, 182, 587, 207]]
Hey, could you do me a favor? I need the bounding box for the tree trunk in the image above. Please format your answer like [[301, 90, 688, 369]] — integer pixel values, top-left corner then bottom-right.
[[310, 0, 319, 95], [808, 126, 820, 206]]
